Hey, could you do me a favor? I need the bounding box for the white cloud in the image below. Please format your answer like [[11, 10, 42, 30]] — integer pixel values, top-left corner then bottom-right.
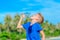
[[40, 0, 60, 14], [33, 0, 60, 24], [0, 0, 60, 24], [27, 3, 40, 6], [21, 8, 28, 10], [28, 3, 35, 6], [0, 14, 5, 17], [32, 0, 60, 16]]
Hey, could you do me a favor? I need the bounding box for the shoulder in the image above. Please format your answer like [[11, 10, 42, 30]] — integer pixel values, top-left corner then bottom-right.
[[24, 22, 30, 24], [34, 23, 43, 30], [33, 23, 41, 27], [35, 23, 41, 26], [25, 22, 30, 24], [26, 22, 31, 24]]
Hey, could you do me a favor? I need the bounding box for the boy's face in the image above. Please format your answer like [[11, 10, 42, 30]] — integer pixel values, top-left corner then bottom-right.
[[31, 14, 41, 21]]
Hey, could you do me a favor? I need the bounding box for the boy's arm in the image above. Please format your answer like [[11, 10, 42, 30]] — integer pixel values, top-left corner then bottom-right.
[[17, 17, 23, 28], [17, 14, 25, 29], [40, 30, 45, 40]]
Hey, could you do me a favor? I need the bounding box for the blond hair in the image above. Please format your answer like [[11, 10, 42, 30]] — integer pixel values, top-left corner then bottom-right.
[[38, 13, 44, 24]]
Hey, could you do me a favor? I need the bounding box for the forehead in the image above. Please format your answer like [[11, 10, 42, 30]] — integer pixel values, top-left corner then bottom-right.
[[31, 14, 40, 17], [35, 14, 40, 17]]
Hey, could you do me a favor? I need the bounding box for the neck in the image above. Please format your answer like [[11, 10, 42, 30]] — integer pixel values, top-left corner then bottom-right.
[[31, 20, 37, 25]]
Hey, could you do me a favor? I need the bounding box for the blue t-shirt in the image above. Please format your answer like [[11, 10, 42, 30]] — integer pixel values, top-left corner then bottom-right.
[[22, 22, 43, 40]]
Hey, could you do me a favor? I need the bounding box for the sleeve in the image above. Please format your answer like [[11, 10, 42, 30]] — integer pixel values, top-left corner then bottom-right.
[[36, 24, 43, 31], [22, 22, 30, 30]]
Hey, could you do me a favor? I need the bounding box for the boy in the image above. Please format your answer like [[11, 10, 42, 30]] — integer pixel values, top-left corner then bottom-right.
[[17, 13, 45, 40]]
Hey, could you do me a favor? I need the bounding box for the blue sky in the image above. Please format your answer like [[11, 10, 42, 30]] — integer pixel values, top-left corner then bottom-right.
[[0, 0, 60, 24]]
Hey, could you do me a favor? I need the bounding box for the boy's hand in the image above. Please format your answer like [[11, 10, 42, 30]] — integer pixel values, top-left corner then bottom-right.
[[17, 25, 20, 29], [21, 14, 26, 18]]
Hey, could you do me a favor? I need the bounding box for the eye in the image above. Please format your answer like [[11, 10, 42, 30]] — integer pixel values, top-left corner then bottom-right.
[[36, 19, 39, 20]]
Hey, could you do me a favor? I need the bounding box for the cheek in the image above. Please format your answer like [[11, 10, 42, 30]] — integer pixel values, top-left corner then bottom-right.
[[35, 17, 39, 19]]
